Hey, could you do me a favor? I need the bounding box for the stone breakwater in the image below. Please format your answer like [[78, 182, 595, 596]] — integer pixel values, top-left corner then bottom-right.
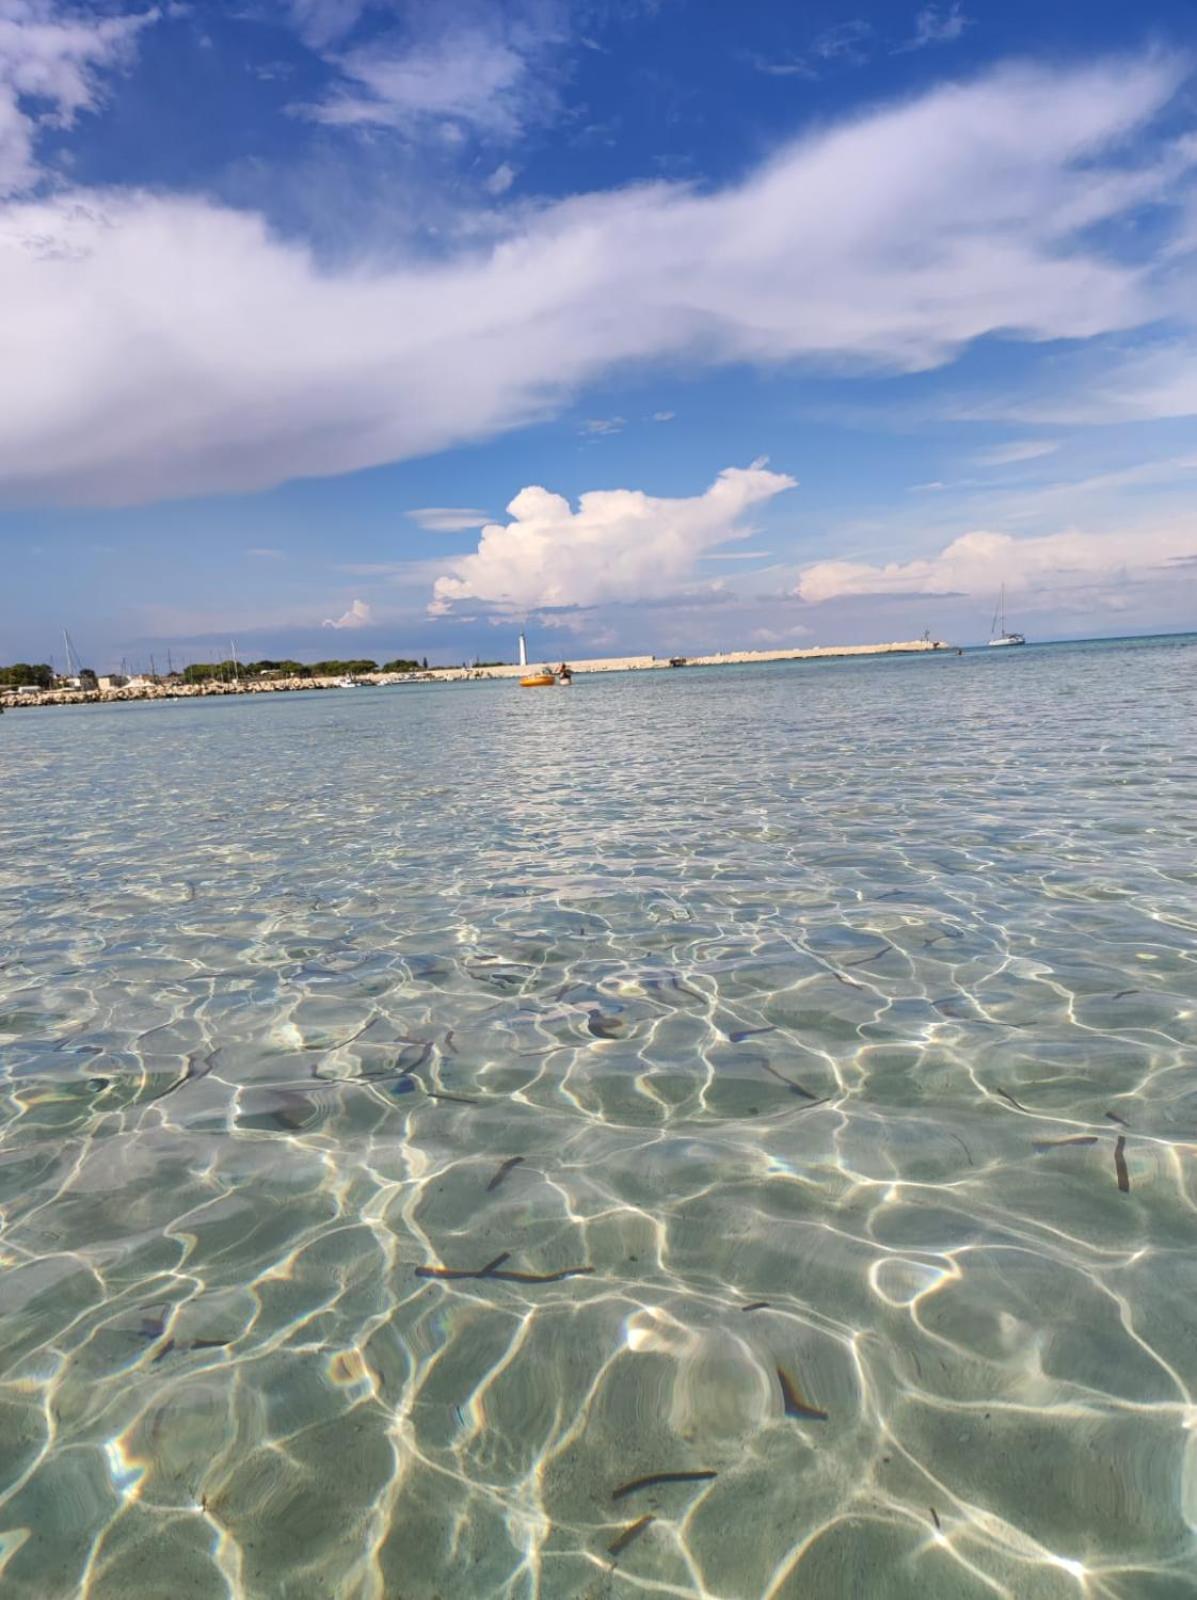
[[0, 639, 946, 709]]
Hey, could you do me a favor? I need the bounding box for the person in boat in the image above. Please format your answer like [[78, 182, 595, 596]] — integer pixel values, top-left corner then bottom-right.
[[557, 662, 573, 682]]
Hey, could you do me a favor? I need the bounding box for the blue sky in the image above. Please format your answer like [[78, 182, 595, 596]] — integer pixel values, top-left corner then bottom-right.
[[1, 0, 1196, 669]]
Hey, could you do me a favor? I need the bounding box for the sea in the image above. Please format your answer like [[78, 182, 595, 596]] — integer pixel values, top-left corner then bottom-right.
[[1, 633, 1195, 1599]]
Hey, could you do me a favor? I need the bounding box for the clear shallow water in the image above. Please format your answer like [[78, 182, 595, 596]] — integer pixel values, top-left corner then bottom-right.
[[1, 637, 1196, 1600]]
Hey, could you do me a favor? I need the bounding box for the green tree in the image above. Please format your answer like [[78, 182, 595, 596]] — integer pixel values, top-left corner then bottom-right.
[[0, 662, 53, 688]]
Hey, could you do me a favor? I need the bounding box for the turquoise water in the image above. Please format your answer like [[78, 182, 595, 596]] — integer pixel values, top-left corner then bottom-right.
[[2, 635, 1196, 1599]]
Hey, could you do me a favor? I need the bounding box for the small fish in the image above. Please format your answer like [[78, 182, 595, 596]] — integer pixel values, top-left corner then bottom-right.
[[762, 1064, 819, 1100], [151, 1338, 177, 1364], [833, 972, 864, 990], [608, 1514, 654, 1558], [1105, 1108, 1131, 1128], [740, 1301, 770, 1313], [1114, 1136, 1130, 1193], [189, 1338, 232, 1350], [388, 1077, 417, 1096], [638, 975, 691, 1002], [425, 1091, 479, 1105], [586, 1011, 626, 1040], [442, 1028, 458, 1056], [1112, 990, 1139, 1001], [945, 1131, 974, 1167], [491, 1265, 594, 1284], [777, 1367, 828, 1422], [844, 946, 892, 968], [265, 1102, 312, 1131], [486, 1156, 525, 1193], [415, 1252, 512, 1281], [1032, 1136, 1098, 1152], [930, 1506, 941, 1532], [728, 1026, 776, 1044], [611, 1471, 717, 1502], [996, 1087, 1029, 1112]]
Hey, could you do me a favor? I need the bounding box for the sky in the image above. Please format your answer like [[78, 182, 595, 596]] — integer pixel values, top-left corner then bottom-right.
[[1, 0, 1196, 670]]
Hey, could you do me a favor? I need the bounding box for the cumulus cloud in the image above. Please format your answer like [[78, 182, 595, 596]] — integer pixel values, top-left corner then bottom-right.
[[406, 506, 490, 531], [322, 597, 373, 628], [429, 463, 795, 616], [0, 56, 1192, 506], [0, 0, 156, 196], [796, 523, 1197, 605]]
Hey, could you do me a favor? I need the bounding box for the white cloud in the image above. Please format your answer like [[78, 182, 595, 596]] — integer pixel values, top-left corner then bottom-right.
[[485, 161, 517, 194], [796, 522, 1197, 605], [287, 0, 364, 50], [652, 410, 676, 422], [406, 506, 490, 531], [580, 416, 625, 436], [247, 545, 283, 557], [430, 463, 796, 616], [298, 5, 567, 140], [0, 56, 1192, 506], [753, 624, 812, 643], [896, 4, 970, 54], [322, 597, 373, 628], [973, 439, 1060, 466], [813, 20, 873, 64], [744, 51, 818, 80], [981, 343, 1197, 425], [0, 0, 156, 196]]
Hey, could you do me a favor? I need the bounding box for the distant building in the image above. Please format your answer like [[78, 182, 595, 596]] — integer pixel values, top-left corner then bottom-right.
[[97, 674, 129, 691]]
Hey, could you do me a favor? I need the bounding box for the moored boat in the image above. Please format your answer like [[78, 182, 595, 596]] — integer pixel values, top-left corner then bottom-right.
[[988, 586, 1026, 646]]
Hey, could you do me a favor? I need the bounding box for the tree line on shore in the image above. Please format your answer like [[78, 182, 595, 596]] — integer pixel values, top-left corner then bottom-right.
[[0, 663, 60, 688], [2, 655, 525, 690], [179, 657, 429, 681]]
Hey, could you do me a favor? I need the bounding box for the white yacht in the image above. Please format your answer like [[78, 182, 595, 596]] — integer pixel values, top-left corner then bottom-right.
[[988, 586, 1026, 647]]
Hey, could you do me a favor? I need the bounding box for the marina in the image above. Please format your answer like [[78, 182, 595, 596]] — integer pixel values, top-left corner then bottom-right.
[[0, 637, 945, 710]]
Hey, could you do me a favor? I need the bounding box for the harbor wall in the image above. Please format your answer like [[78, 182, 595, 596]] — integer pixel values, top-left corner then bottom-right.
[[0, 639, 945, 709]]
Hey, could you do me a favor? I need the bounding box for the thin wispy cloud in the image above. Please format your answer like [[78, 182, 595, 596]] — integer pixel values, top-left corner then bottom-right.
[[812, 19, 873, 65], [0, 0, 157, 196], [895, 4, 971, 54], [406, 506, 490, 532], [4, 57, 1188, 506], [973, 440, 1060, 466], [294, 2, 569, 140], [743, 50, 818, 80], [484, 162, 517, 194], [580, 417, 625, 436]]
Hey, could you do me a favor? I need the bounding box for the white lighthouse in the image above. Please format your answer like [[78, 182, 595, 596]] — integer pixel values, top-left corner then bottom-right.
[[518, 633, 528, 668]]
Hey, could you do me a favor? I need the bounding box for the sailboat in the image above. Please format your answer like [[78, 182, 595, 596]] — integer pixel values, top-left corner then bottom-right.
[[988, 586, 1026, 647]]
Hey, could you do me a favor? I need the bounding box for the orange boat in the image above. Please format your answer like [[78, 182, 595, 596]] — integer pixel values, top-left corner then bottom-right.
[[520, 672, 556, 688]]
